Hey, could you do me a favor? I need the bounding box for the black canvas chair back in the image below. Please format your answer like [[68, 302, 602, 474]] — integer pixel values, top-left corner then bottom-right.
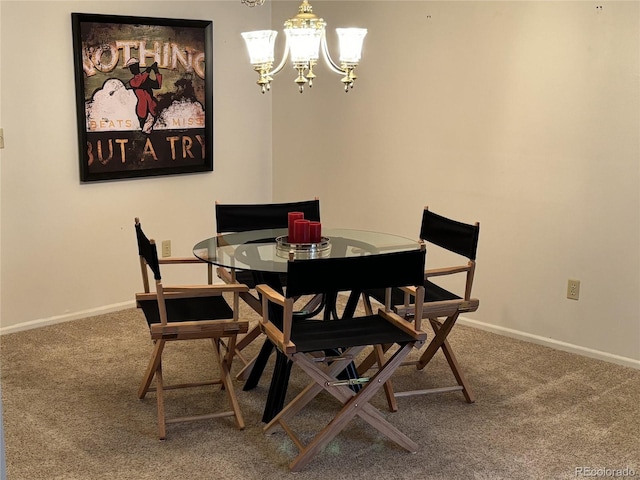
[[286, 249, 425, 299], [214, 199, 320, 287], [133, 218, 249, 439], [135, 220, 161, 281], [255, 247, 427, 471], [420, 208, 479, 261], [360, 206, 480, 409], [215, 199, 320, 233], [419, 207, 479, 306], [135, 219, 233, 326]]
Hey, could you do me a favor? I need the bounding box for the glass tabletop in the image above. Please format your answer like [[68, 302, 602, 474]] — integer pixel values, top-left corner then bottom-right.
[[193, 227, 421, 274]]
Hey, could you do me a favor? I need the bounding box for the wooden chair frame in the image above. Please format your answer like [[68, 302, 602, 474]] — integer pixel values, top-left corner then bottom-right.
[[135, 218, 250, 440], [359, 206, 480, 409], [256, 248, 427, 472]]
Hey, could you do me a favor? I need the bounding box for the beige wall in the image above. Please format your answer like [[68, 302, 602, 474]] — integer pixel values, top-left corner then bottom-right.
[[0, 1, 273, 329], [1, 1, 639, 368], [272, 1, 640, 365]]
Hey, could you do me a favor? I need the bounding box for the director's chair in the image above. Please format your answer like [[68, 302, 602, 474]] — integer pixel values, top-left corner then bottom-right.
[[360, 206, 480, 409], [256, 246, 427, 471], [134, 218, 250, 439]]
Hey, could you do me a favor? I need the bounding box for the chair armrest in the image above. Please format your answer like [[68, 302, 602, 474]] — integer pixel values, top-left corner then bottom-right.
[[424, 265, 471, 278], [136, 283, 249, 301], [255, 284, 296, 353], [163, 283, 248, 293], [157, 256, 214, 284], [421, 298, 480, 317], [399, 286, 417, 295], [158, 257, 208, 265], [150, 319, 249, 340], [255, 284, 286, 307]]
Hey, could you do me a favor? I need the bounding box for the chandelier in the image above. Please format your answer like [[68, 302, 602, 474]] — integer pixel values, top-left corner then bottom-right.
[[241, 0, 367, 93]]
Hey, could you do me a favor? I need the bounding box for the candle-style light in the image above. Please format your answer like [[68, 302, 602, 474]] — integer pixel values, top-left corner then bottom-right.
[[241, 0, 367, 93]]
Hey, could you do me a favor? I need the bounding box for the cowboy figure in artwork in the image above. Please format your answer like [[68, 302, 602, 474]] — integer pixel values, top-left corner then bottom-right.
[[124, 57, 163, 134]]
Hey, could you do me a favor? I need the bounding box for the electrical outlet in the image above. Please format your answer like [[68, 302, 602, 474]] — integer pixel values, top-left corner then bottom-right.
[[567, 279, 580, 300], [161, 240, 171, 258]]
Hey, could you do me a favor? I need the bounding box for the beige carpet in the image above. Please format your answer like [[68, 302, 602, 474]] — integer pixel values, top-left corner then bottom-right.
[[1, 301, 639, 479]]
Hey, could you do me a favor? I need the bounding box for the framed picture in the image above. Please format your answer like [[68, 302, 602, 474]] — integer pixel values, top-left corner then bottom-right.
[[71, 13, 214, 182]]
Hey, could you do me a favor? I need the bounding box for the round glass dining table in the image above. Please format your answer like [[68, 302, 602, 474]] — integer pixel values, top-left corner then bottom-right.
[[193, 227, 422, 423], [193, 227, 421, 272]]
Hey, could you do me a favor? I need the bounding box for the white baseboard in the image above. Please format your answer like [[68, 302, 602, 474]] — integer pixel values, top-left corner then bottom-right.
[[2, 303, 638, 370], [0, 301, 136, 336], [458, 316, 640, 370]]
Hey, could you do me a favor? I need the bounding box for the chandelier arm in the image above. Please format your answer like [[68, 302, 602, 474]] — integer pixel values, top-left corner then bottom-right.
[[320, 33, 346, 75], [271, 40, 291, 77]]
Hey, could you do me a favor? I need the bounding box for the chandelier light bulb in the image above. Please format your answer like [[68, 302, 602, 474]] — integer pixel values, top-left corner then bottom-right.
[[336, 28, 367, 64], [241, 30, 277, 65]]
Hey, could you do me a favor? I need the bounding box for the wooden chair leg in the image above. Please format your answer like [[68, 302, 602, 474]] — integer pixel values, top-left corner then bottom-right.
[[375, 344, 398, 412], [439, 337, 475, 403], [155, 361, 166, 440], [267, 345, 417, 472], [235, 351, 259, 381], [138, 339, 165, 399], [403, 315, 475, 403], [358, 313, 474, 406], [233, 326, 262, 380], [139, 334, 247, 439], [235, 325, 262, 354], [264, 354, 354, 435], [357, 342, 394, 375], [416, 315, 458, 370], [361, 292, 374, 316], [287, 345, 418, 472], [213, 338, 245, 430]]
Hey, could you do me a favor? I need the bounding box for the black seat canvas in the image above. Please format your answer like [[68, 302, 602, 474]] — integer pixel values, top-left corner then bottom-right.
[[256, 247, 427, 471], [360, 207, 480, 409], [134, 218, 249, 439]]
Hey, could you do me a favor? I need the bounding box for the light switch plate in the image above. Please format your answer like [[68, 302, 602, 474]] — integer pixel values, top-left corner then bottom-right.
[[161, 240, 171, 258]]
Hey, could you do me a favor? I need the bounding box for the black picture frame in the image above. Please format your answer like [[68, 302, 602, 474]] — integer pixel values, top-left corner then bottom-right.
[[71, 13, 214, 182]]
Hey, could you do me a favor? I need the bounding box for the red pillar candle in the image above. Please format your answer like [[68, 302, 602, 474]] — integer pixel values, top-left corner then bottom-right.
[[288, 212, 304, 243], [309, 221, 322, 243], [293, 219, 311, 244]]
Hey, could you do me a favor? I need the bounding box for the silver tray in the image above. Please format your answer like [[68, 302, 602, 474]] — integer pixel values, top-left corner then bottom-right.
[[275, 235, 331, 259]]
